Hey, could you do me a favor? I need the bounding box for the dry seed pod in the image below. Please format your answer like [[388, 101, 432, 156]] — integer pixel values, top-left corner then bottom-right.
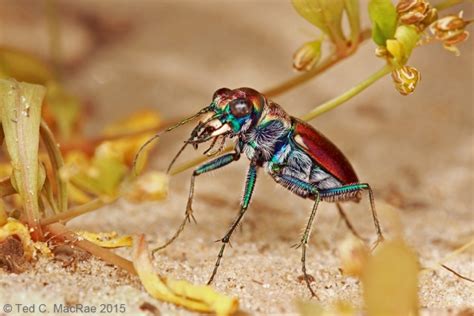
[[430, 11, 471, 55], [391, 65, 421, 95], [397, 0, 437, 31]]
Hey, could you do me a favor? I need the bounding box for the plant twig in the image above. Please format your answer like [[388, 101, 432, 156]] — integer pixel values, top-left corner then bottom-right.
[[41, 198, 115, 225], [441, 264, 474, 282], [263, 29, 372, 97], [301, 64, 393, 121], [44, 223, 136, 274]]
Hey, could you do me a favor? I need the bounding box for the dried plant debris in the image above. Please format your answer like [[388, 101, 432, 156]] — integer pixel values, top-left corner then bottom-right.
[[139, 302, 161, 316], [0, 236, 28, 273], [61, 110, 164, 203], [75, 231, 132, 248], [133, 235, 239, 316], [52, 243, 91, 269]]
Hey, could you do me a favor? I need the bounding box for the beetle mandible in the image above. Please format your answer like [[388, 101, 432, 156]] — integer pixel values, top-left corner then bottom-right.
[[136, 87, 385, 297]]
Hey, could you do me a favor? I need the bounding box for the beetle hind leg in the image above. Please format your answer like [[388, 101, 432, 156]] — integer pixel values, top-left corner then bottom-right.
[[336, 203, 366, 242], [320, 183, 384, 249]]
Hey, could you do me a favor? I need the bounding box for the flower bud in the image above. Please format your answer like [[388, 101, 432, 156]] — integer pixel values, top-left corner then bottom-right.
[[396, 0, 437, 31], [391, 65, 421, 95], [430, 11, 471, 56], [292, 40, 322, 72]]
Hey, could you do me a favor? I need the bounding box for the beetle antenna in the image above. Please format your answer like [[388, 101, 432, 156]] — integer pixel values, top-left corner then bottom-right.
[[166, 141, 189, 174], [132, 106, 212, 176]]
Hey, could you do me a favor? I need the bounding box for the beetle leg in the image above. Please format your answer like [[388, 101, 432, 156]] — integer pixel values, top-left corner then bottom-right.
[[152, 152, 240, 254], [207, 164, 258, 285], [272, 174, 320, 298], [320, 183, 384, 249], [336, 203, 366, 242]]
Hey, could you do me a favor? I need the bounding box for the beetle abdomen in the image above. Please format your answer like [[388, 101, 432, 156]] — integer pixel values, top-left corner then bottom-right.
[[291, 118, 359, 185]]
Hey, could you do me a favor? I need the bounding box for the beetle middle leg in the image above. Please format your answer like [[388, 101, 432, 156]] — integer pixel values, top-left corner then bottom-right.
[[207, 164, 258, 285], [153, 152, 240, 253]]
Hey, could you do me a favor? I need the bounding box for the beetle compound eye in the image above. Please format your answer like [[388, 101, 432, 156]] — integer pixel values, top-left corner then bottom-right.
[[230, 98, 252, 117], [212, 88, 231, 101]]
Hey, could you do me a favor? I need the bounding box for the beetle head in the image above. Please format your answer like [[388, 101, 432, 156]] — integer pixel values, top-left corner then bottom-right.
[[189, 87, 265, 144]]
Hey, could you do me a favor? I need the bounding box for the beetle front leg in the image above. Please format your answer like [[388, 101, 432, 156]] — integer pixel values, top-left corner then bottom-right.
[[153, 152, 239, 254], [207, 163, 258, 285]]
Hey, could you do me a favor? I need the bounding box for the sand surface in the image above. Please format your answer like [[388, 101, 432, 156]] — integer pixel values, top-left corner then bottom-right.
[[0, 1, 473, 315]]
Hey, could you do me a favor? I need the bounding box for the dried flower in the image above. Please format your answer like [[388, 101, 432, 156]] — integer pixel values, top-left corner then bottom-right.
[[396, 0, 437, 31], [293, 40, 322, 72], [430, 11, 471, 56], [391, 65, 421, 95]]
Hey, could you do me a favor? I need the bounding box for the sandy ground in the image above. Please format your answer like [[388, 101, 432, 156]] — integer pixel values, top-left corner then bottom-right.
[[0, 0, 473, 315]]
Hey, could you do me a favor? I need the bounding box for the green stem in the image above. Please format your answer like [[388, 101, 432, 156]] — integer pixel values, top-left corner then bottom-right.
[[263, 29, 372, 98], [301, 64, 393, 121], [434, 0, 465, 10]]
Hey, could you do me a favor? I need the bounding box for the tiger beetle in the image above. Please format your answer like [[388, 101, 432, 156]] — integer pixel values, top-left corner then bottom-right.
[[136, 87, 384, 297]]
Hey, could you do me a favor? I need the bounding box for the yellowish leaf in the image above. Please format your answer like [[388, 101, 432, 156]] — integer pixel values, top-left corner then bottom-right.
[[125, 171, 169, 203], [133, 234, 239, 316], [0, 201, 7, 226], [62, 146, 127, 198], [76, 231, 132, 248], [362, 239, 419, 316]]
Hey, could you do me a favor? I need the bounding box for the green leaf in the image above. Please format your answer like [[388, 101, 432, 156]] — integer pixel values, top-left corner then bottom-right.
[[395, 25, 419, 63], [0, 79, 46, 239], [368, 0, 398, 46]]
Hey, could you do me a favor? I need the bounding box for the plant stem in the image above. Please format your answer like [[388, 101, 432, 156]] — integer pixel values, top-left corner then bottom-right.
[[41, 198, 115, 225], [45, 223, 136, 275], [301, 64, 393, 121], [434, 0, 465, 10], [263, 29, 372, 97]]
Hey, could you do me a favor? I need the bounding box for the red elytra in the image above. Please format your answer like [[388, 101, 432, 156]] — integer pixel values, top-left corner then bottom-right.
[[292, 118, 359, 185]]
